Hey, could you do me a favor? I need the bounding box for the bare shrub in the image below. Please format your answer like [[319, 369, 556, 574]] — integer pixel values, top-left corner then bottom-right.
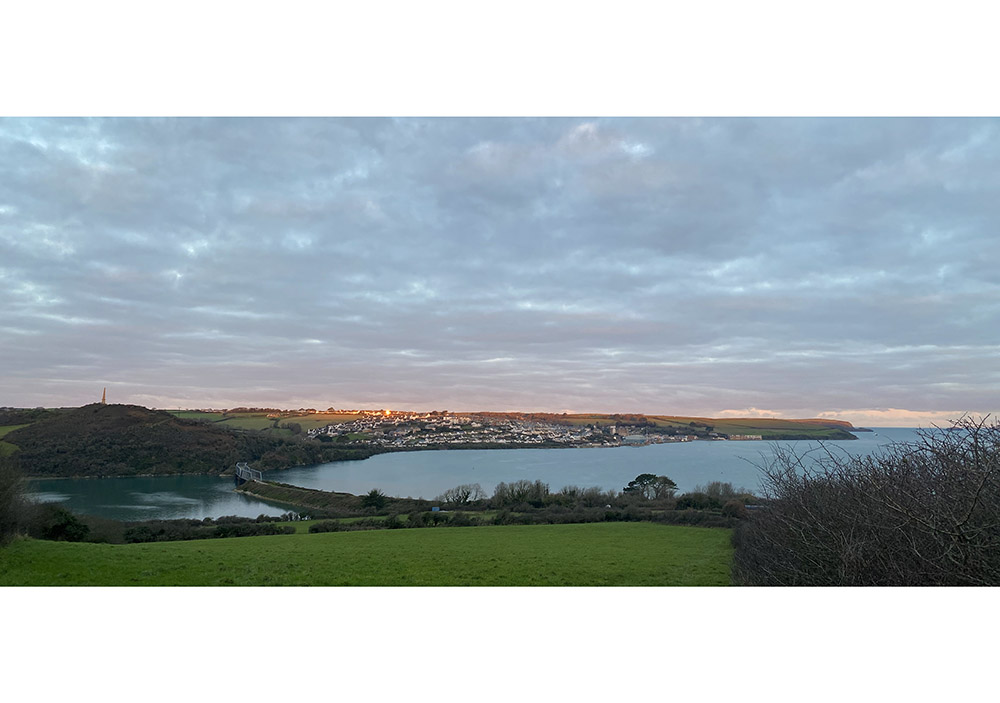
[[721, 499, 749, 520], [436, 483, 486, 505], [491, 479, 549, 507], [732, 416, 1000, 586], [694, 481, 752, 502]]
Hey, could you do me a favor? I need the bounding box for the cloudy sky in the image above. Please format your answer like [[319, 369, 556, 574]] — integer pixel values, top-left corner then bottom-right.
[[1, 117, 998, 425]]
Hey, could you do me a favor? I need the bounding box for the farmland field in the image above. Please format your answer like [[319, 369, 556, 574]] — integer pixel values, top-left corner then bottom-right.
[[164, 410, 361, 433], [215, 415, 276, 431], [0, 424, 28, 456], [0, 424, 30, 438], [166, 411, 226, 421], [0, 523, 732, 586], [277, 413, 362, 431]]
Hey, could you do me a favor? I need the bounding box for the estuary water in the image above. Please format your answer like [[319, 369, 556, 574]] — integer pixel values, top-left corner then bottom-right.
[[28, 428, 919, 521]]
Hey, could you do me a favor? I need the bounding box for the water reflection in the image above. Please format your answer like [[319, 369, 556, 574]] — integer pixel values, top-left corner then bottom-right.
[[27, 474, 293, 522]]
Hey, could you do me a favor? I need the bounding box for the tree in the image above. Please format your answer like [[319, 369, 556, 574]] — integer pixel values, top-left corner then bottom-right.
[[491, 480, 550, 507], [693, 481, 747, 502], [732, 416, 1000, 586], [0, 455, 27, 546], [29, 504, 91, 542], [361, 488, 387, 511], [623, 473, 677, 500]]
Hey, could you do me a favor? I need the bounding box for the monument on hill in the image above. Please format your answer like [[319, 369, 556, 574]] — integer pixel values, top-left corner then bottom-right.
[[101, 388, 106, 405]]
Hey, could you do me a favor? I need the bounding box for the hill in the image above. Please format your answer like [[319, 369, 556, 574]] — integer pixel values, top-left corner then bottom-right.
[[473, 412, 860, 440], [5, 403, 376, 478]]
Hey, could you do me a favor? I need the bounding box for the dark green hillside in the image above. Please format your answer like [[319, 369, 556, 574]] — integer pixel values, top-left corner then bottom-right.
[[0, 407, 63, 426], [6, 404, 376, 478]]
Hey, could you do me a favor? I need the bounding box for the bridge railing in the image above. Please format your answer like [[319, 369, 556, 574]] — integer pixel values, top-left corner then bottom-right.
[[235, 462, 263, 483]]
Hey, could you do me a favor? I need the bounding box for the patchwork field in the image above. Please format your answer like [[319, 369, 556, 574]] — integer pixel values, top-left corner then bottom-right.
[[0, 522, 733, 586], [165, 410, 362, 433], [487, 413, 859, 439]]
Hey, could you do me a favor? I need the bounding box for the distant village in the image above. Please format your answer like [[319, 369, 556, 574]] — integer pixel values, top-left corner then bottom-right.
[[302, 410, 763, 449]]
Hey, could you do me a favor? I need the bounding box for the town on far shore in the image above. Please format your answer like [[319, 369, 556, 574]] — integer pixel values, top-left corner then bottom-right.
[[194, 407, 776, 449]]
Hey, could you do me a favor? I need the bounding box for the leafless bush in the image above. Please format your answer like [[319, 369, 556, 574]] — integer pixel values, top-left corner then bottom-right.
[[436, 483, 486, 505], [694, 481, 752, 502], [732, 416, 1000, 585], [491, 479, 550, 507]]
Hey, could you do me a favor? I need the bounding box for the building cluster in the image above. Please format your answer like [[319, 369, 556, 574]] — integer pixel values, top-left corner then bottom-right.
[[307, 412, 611, 448], [303, 412, 756, 449]]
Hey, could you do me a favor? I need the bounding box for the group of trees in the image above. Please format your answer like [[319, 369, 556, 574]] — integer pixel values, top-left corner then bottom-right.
[[732, 416, 1000, 586], [623, 473, 678, 500], [430, 474, 718, 512], [1, 455, 27, 545]]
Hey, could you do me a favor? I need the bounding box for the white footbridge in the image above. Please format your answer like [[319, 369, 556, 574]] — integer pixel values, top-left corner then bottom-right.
[[234, 461, 263, 485]]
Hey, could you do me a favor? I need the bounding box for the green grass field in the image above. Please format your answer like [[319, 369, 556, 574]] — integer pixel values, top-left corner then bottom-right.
[[0, 424, 30, 439], [164, 411, 360, 433], [0, 424, 29, 456], [216, 415, 276, 430], [0, 522, 732, 586], [165, 411, 226, 421], [275, 413, 362, 431]]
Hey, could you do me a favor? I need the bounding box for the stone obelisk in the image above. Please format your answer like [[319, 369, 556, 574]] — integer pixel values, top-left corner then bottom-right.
[[101, 388, 107, 405]]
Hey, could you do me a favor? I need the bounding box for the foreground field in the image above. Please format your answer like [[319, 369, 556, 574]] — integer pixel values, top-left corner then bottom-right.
[[0, 523, 732, 586]]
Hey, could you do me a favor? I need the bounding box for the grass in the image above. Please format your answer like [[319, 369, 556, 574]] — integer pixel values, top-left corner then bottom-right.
[[0, 424, 28, 456], [165, 411, 226, 422], [281, 413, 361, 431], [526, 414, 857, 438], [0, 424, 31, 439], [216, 415, 277, 431], [165, 411, 361, 433], [0, 522, 733, 586]]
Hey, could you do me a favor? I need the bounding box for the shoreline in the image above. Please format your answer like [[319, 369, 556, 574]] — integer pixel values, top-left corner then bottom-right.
[[23, 432, 861, 481]]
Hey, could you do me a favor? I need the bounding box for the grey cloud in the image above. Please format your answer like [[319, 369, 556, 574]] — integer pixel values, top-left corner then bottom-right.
[[1, 117, 998, 422]]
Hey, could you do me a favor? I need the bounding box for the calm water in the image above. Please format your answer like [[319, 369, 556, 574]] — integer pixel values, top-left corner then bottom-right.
[[264, 427, 919, 499], [28, 474, 294, 522], [28, 427, 918, 520]]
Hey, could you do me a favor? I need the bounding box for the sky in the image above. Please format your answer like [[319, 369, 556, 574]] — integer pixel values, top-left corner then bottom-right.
[[1, 117, 998, 426]]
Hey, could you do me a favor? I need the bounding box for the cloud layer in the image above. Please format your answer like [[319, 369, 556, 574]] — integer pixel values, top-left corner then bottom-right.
[[2, 118, 998, 425]]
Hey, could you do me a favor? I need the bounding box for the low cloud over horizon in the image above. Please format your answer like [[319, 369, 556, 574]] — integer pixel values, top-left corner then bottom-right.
[[2, 118, 998, 427]]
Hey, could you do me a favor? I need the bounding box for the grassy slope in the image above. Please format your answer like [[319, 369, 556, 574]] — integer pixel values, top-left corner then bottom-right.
[[0, 424, 30, 456], [0, 522, 732, 586], [165, 411, 226, 421], [0, 424, 30, 439], [236, 480, 435, 515], [481, 413, 858, 438], [165, 411, 362, 433]]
